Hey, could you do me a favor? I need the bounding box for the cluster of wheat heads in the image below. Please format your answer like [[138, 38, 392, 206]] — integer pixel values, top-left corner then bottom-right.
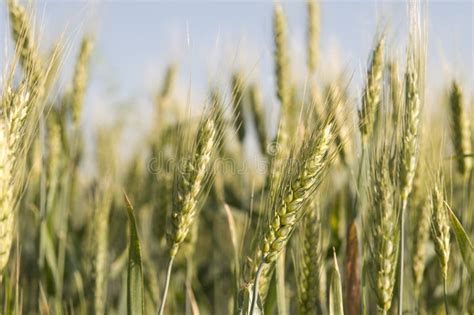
[[0, 0, 473, 314]]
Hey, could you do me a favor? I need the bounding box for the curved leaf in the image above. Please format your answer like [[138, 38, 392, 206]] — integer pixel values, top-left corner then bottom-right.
[[446, 202, 474, 277]]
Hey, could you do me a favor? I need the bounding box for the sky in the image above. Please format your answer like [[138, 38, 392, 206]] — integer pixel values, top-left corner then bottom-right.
[[0, 0, 472, 158]]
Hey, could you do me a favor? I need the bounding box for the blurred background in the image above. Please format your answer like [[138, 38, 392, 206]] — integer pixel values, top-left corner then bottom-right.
[[0, 0, 472, 167]]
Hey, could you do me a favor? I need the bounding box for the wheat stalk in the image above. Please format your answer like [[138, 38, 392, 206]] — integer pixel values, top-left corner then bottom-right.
[[94, 184, 113, 315], [344, 221, 360, 315]]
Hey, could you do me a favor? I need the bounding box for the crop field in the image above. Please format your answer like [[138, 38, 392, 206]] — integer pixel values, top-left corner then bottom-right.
[[0, 0, 472, 314]]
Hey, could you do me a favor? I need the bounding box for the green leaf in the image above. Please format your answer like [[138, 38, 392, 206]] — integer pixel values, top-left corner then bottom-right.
[[329, 249, 344, 315], [124, 193, 144, 315], [446, 203, 474, 277]]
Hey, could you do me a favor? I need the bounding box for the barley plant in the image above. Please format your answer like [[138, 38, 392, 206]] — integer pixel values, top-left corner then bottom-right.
[[0, 1, 472, 315]]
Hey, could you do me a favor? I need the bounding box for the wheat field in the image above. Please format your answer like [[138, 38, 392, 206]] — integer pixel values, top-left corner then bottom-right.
[[0, 0, 472, 314]]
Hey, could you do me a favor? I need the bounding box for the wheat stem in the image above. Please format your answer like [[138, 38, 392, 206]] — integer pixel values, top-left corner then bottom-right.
[[398, 198, 407, 315], [443, 277, 449, 315], [250, 261, 265, 315], [158, 256, 175, 315]]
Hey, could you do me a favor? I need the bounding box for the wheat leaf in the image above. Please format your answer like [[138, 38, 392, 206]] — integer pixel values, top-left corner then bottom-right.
[[330, 249, 344, 315], [446, 202, 474, 277], [124, 193, 144, 315]]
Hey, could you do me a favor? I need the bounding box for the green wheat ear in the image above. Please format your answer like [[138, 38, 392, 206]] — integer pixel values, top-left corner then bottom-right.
[[0, 91, 27, 271], [297, 204, 324, 315], [248, 84, 268, 156], [366, 146, 399, 315], [250, 119, 336, 306], [389, 61, 402, 126], [71, 36, 93, 126], [231, 71, 246, 142], [271, 3, 292, 194], [448, 81, 472, 177], [411, 197, 430, 298], [307, 0, 320, 75], [429, 176, 451, 314], [168, 115, 218, 258], [274, 4, 291, 113], [159, 106, 223, 315], [7, 0, 42, 87], [359, 36, 384, 143], [430, 179, 450, 280]]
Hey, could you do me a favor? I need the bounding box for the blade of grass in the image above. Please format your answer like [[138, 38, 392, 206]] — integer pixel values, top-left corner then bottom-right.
[[330, 249, 344, 315], [124, 193, 145, 315], [445, 201, 473, 276]]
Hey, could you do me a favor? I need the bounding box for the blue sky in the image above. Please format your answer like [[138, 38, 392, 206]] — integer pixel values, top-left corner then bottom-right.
[[0, 1, 472, 150]]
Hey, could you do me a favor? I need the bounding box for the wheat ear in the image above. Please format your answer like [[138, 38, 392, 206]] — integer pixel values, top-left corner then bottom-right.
[[367, 150, 399, 315], [7, 0, 42, 88], [274, 4, 290, 114], [250, 122, 334, 310], [326, 83, 350, 165], [411, 197, 430, 299], [248, 84, 268, 156], [359, 36, 384, 143], [231, 72, 246, 142], [397, 58, 421, 313], [430, 181, 450, 280], [71, 36, 93, 126], [448, 81, 472, 177], [168, 116, 217, 257], [389, 61, 401, 126], [430, 179, 450, 314], [0, 87, 30, 271], [307, 0, 320, 75], [271, 3, 292, 192], [159, 110, 219, 315], [297, 205, 324, 314]]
